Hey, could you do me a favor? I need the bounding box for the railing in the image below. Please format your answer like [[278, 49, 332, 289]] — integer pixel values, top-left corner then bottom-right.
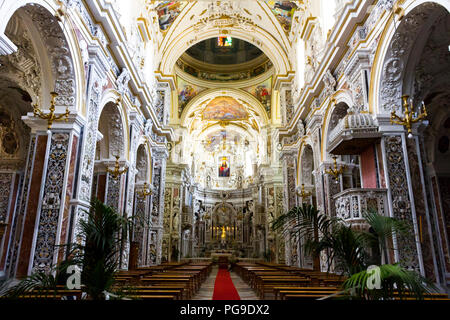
[[327, 112, 380, 154], [333, 188, 388, 229], [329, 113, 378, 145]]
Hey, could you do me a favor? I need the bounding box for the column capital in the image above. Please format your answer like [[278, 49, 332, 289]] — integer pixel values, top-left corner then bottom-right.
[[280, 149, 297, 161], [152, 147, 169, 161], [88, 44, 110, 75], [21, 112, 86, 134]]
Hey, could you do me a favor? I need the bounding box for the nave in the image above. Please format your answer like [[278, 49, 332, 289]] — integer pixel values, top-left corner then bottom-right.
[[0, 0, 450, 303]]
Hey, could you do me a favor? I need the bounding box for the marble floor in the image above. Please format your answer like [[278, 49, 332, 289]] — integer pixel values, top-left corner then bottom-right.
[[192, 266, 259, 300]]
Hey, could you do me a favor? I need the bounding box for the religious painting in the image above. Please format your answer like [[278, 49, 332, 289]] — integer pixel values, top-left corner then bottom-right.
[[265, 1, 298, 32], [202, 96, 248, 121], [219, 156, 230, 178], [244, 77, 272, 114], [155, 2, 188, 31], [177, 77, 204, 116]]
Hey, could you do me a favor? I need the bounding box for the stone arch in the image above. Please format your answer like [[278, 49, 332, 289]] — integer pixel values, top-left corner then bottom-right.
[[161, 32, 289, 78], [298, 144, 315, 188], [371, 1, 450, 114], [180, 87, 271, 127], [97, 89, 129, 160], [135, 143, 152, 184], [157, 3, 291, 77], [211, 202, 238, 226], [321, 99, 350, 159], [197, 123, 257, 145], [97, 102, 126, 160], [0, 1, 81, 112]]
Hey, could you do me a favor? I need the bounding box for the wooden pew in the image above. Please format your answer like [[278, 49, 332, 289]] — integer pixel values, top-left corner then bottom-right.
[[273, 286, 340, 300], [122, 289, 183, 300], [256, 277, 311, 299], [129, 295, 177, 300], [140, 278, 193, 299]]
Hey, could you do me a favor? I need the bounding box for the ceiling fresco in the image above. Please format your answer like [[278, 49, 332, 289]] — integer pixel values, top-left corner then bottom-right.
[[243, 77, 272, 114], [265, 1, 298, 33], [177, 76, 206, 117], [202, 96, 249, 121], [155, 1, 188, 31]]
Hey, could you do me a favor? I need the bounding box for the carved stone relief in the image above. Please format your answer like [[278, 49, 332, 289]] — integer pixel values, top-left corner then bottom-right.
[[32, 133, 70, 273], [385, 135, 420, 271], [379, 3, 442, 113]]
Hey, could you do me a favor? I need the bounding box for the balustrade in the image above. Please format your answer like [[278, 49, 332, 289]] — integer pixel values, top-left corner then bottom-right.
[[333, 188, 388, 229]]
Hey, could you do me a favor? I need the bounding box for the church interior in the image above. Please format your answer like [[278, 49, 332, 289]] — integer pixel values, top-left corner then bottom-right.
[[0, 0, 449, 302]]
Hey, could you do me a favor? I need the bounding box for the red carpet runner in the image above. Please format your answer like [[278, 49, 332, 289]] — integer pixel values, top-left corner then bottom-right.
[[212, 269, 241, 300]]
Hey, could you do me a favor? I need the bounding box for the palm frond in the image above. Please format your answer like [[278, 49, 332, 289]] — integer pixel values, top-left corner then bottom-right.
[[342, 263, 437, 300], [363, 209, 410, 249], [2, 271, 57, 298]]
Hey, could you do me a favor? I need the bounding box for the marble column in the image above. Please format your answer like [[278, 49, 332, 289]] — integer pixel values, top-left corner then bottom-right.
[[149, 148, 168, 265], [281, 151, 298, 266], [68, 45, 109, 251], [6, 112, 84, 277], [133, 184, 151, 267], [0, 169, 22, 279], [382, 134, 424, 274], [405, 135, 443, 283]]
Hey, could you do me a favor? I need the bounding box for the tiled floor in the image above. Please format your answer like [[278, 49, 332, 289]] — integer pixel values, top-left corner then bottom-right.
[[192, 266, 259, 300], [229, 269, 259, 300], [193, 266, 219, 300]]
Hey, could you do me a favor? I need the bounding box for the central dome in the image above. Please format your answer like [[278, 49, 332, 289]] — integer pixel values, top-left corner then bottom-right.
[[185, 37, 264, 65], [176, 37, 272, 82]]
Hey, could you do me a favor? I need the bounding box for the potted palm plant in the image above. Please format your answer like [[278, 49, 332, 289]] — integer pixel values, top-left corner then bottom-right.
[[1, 199, 131, 300], [272, 204, 437, 300]]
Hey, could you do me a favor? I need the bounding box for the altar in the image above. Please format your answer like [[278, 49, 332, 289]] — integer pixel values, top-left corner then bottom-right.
[[211, 250, 234, 269], [210, 250, 234, 259]]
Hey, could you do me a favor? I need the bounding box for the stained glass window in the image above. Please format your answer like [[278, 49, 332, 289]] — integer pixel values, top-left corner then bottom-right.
[[217, 36, 233, 47]]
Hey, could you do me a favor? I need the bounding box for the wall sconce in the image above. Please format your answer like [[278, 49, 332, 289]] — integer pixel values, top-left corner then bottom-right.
[[390, 95, 427, 139], [297, 184, 312, 198], [33, 92, 69, 130], [137, 182, 153, 197], [106, 155, 128, 179], [325, 156, 345, 183]]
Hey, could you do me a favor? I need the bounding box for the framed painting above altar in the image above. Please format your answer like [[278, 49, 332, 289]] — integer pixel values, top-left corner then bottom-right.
[[219, 156, 230, 178]]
